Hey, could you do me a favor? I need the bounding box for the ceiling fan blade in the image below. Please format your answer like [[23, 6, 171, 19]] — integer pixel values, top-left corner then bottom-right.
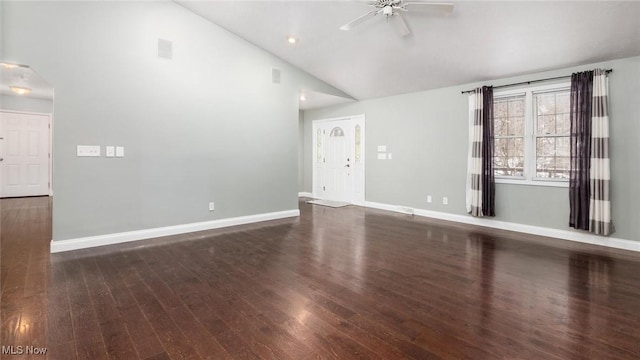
[[402, 2, 454, 13], [392, 13, 411, 37], [340, 10, 378, 31]]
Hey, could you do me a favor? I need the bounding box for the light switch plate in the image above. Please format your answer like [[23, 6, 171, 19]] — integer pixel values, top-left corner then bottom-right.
[[115, 146, 124, 157], [106, 146, 115, 157], [77, 145, 101, 157], [377, 153, 387, 160], [388, 153, 392, 160], [377, 145, 387, 152]]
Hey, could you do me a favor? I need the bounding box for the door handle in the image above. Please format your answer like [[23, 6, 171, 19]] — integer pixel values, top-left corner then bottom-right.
[[0, 158, 3, 162], [344, 164, 350, 168]]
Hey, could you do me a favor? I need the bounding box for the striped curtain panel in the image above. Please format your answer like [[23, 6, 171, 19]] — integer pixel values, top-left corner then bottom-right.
[[466, 86, 495, 217], [589, 69, 614, 235], [569, 69, 614, 235]]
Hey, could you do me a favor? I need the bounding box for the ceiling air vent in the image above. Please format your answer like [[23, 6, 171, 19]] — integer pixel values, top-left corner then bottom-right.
[[158, 38, 173, 60], [272, 68, 281, 84]]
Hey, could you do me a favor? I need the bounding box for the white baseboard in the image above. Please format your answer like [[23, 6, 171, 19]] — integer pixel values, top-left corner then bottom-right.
[[364, 201, 639, 253], [298, 192, 313, 198], [50, 209, 300, 253]]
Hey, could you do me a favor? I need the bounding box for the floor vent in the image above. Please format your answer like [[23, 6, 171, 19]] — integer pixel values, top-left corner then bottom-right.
[[396, 206, 415, 215]]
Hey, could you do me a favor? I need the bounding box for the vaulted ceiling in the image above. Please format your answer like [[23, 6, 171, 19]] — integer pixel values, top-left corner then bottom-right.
[[179, 1, 640, 102]]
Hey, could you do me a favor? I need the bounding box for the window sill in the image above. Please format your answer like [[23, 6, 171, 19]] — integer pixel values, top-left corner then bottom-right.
[[495, 178, 569, 188]]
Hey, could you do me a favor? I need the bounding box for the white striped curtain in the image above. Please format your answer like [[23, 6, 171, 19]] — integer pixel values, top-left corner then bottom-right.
[[589, 69, 614, 235], [467, 90, 483, 216], [466, 91, 483, 216], [466, 87, 494, 217]]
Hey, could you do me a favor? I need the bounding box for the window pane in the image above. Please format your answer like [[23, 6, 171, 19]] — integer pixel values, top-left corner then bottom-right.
[[494, 137, 524, 177], [508, 98, 524, 116], [536, 137, 555, 156], [535, 89, 570, 136], [494, 138, 507, 157], [536, 93, 556, 115], [494, 117, 507, 136], [316, 129, 322, 162], [556, 92, 570, 114], [494, 156, 524, 177], [556, 114, 570, 135], [507, 156, 524, 175], [509, 116, 524, 136], [495, 96, 525, 135], [509, 138, 524, 157], [555, 157, 570, 179], [536, 156, 555, 178], [556, 137, 569, 157], [330, 127, 344, 137], [537, 115, 555, 135], [493, 156, 506, 175], [536, 136, 570, 179], [494, 101, 508, 119]]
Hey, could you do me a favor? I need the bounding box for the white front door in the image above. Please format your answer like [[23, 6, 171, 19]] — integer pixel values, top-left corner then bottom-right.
[[313, 116, 365, 204], [0, 111, 51, 198], [325, 125, 353, 202]]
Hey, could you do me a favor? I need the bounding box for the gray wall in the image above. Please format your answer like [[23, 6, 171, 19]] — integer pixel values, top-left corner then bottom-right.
[[0, 95, 53, 113], [3, 1, 347, 241], [304, 56, 640, 241]]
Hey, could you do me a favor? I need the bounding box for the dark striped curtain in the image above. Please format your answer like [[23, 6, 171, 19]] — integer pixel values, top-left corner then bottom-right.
[[481, 87, 495, 216], [569, 71, 592, 230], [466, 86, 495, 217], [569, 69, 614, 235]]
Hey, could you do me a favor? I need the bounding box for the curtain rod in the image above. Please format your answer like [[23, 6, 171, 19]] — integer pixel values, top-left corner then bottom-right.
[[460, 69, 613, 94]]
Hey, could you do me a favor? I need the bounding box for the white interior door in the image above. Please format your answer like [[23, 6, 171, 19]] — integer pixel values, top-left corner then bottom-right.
[[0, 111, 50, 198]]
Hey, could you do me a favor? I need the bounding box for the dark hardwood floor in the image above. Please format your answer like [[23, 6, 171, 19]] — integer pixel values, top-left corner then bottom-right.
[[1, 196, 640, 359]]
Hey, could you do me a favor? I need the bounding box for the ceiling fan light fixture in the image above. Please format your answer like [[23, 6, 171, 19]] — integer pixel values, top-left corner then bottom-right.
[[10, 86, 31, 95], [287, 36, 298, 44], [339, 0, 454, 35]]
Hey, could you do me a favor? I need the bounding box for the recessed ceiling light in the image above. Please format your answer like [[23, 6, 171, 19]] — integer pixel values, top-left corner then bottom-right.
[[299, 94, 306, 101], [287, 36, 298, 44], [10, 86, 31, 95], [1, 62, 19, 69]]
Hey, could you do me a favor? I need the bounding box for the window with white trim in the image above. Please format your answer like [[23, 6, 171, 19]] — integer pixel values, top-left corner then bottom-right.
[[493, 83, 570, 186]]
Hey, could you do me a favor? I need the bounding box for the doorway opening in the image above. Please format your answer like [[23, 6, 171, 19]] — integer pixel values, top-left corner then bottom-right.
[[0, 62, 54, 198], [312, 115, 365, 205]]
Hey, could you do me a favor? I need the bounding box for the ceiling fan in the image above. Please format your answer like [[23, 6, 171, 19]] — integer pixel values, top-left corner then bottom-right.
[[340, 0, 454, 37]]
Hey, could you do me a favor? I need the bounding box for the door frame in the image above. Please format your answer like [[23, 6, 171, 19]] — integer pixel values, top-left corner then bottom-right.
[[312, 114, 365, 205], [0, 109, 53, 197]]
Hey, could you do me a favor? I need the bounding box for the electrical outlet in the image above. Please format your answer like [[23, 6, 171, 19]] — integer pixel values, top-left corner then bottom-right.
[[427, 195, 432, 203], [442, 197, 448, 205], [208, 202, 215, 211], [106, 146, 115, 157]]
